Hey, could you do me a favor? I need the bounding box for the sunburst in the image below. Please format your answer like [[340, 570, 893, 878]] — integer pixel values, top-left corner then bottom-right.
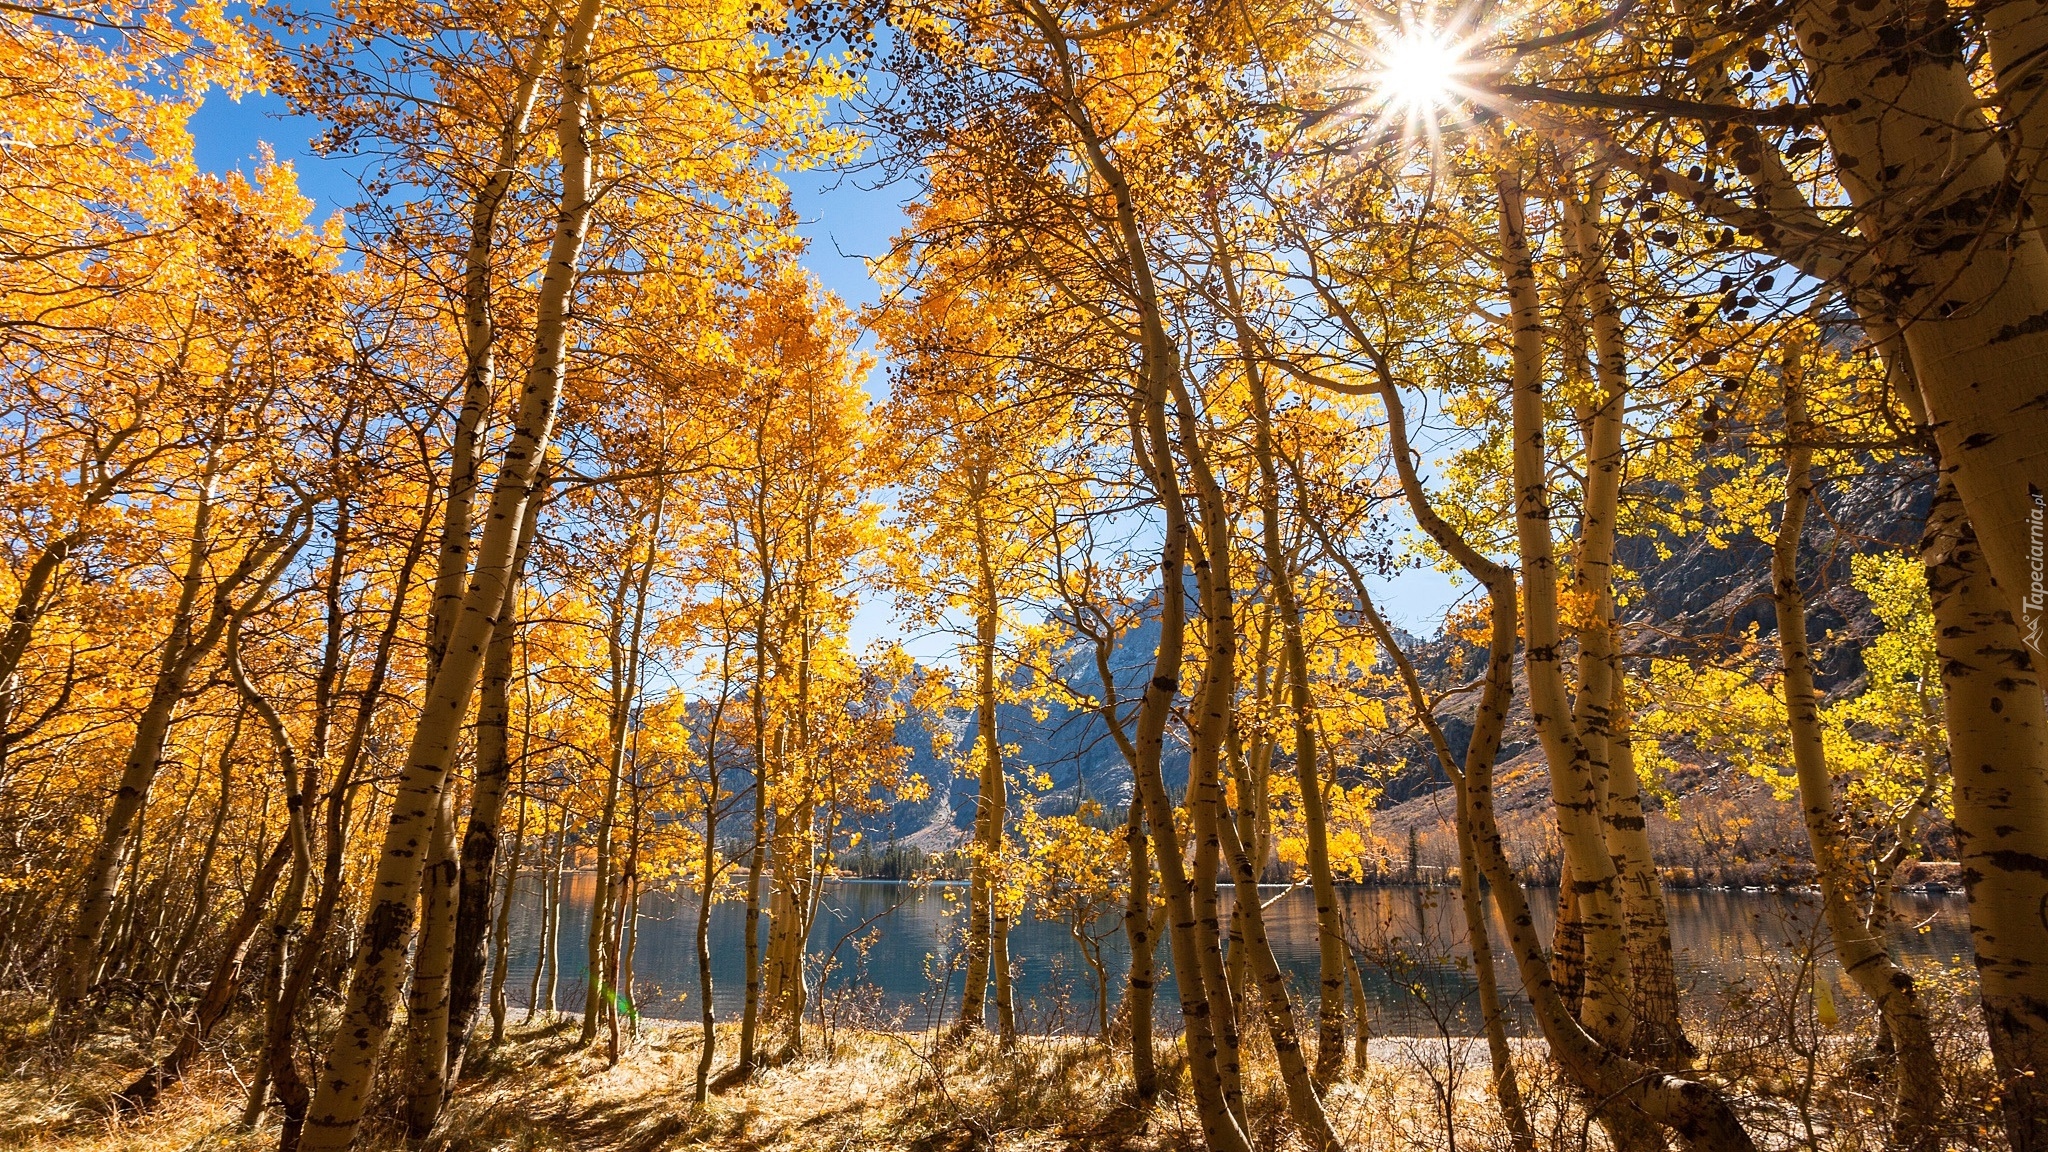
[[1371, 27, 1466, 115], [1338, 9, 1492, 163]]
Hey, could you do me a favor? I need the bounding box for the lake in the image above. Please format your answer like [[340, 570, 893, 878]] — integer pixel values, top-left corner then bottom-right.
[[499, 876, 1973, 1036]]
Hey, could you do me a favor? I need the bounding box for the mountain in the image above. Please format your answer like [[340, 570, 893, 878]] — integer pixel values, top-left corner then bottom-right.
[[865, 610, 1186, 847], [864, 454, 1936, 872]]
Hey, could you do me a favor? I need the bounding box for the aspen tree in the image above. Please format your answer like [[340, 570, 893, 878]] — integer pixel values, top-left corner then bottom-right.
[[1922, 473, 2048, 1150], [1257, 307, 1558, 1151], [153, 713, 242, 1000], [114, 832, 294, 1111], [1221, 605, 1277, 1017], [0, 4, 262, 793], [298, 0, 605, 1139], [736, 469, 776, 1077], [114, 652, 292, 1109], [1782, 0, 2048, 631], [1258, 203, 1759, 1152], [1035, 38, 1248, 1148], [1773, 339, 1942, 1148], [582, 486, 664, 1052], [271, 509, 433, 1152], [44, 158, 345, 1007], [1498, 164, 1636, 1052], [1565, 0, 2048, 645], [402, 785, 459, 1134], [1856, 289, 2048, 1152], [873, 274, 1047, 1046], [1560, 174, 1687, 1060], [958, 465, 1011, 1039], [485, 766, 527, 1048], [1489, 42, 2048, 1097], [424, 20, 558, 680], [694, 633, 739, 1104], [1213, 218, 1353, 1085], [875, 2, 1257, 1131], [1126, 389, 1254, 1152], [529, 805, 567, 1021], [227, 621, 316, 1130], [1308, 508, 1537, 1152], [1181, 517, 1248, 1120], [1038, 499, 1160, 1100], [1515, 6, 2048, 1116], [0, 421, 170, 765], [62, 486, 316, 1006], [1985, 0, 2048, 233], [445, 484, 546, 1083], [1175, 392, 1339, 1147]]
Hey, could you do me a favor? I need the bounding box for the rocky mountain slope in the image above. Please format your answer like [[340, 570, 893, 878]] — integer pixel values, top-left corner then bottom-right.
[[863, 456, 1936, 880]]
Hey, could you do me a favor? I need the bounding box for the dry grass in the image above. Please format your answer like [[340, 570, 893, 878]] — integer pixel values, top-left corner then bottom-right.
[[2, 996, 1547, 1152], [424, 1024, 1566, 1152], [0, 982, 2006, 1152], [0, 993, 261, 1152]]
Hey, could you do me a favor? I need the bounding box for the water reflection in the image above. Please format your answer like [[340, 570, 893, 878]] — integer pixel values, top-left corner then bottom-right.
[[500, 877, 1971, 1036]]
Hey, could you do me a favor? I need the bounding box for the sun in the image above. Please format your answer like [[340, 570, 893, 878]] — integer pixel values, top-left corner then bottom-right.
[[1330, 16, 1485, 159], [1371, 28, 1464, 113]]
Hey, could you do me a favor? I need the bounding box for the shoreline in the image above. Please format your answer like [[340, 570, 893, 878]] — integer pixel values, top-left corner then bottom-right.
[[525, 870, 1972, 896]]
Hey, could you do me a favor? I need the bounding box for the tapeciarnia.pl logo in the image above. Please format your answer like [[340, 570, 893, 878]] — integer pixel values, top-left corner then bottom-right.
[[2029, 488, 2046, 658]]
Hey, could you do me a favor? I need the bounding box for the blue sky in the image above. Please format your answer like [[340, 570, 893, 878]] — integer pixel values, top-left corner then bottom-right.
[[780, 165, 914, 341], [188, 89, 916, 313], [189, 90, 352, 220], [187, 87, 1461, 657]]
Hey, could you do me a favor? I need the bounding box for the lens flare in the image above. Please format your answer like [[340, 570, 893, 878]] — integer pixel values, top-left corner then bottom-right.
[[1329, 15, 1489, 167], [1371, 28, 1463, 113]]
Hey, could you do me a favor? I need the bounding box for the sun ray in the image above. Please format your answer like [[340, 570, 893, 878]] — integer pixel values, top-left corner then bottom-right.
[[1371, 26, 1464, 114], [1332, 7, 1495, 167]]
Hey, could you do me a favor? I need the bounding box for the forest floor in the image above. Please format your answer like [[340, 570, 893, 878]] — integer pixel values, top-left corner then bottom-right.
[[5, 998, 1555, 1152]]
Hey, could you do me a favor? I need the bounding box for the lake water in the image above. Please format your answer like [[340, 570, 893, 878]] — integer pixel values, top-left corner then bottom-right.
[[500, 876, 1973, 1036]]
